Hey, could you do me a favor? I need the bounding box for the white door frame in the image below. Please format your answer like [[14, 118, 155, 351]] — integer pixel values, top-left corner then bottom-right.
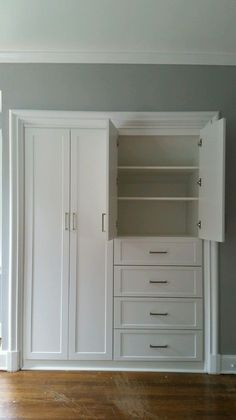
[[7, 110, 220, 372]]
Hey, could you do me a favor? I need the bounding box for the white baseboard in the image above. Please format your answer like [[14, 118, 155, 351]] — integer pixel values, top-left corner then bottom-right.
[[3, 353, 236, 374], [22, 359, 205, 373], [221, 355, 236, 374], [208, 354, 221, 374], [7, 351, 20, 372], [0, 351, 7, 370]]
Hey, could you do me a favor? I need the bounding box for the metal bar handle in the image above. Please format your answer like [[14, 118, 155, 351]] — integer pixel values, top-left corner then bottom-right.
[[150, 344, 168, 349], [72, 213, 77, 231], [149, 251, 168, 254], [149, 280, 168, 284], [150, 312, 168, 316], [65, 212, 69, 231], [102, 213, 106, 232]]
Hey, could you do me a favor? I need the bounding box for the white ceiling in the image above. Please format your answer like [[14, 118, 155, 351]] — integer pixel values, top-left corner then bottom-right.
[[0, 0, 236, 64]]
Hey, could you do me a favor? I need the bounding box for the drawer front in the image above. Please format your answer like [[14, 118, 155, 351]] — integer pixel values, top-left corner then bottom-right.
[[114, 298, 202, 329], [114, 330, 203, 361], [114, 266, 202, 297], [114, 238, 202, 266]]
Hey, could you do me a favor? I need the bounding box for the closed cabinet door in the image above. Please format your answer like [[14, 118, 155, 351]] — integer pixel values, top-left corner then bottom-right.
[[69, 128, 112, 360], [24, 128, 70, 360]]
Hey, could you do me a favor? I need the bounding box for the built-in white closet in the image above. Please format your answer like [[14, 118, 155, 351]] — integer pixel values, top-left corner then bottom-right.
[[8, 111, 225, 372]]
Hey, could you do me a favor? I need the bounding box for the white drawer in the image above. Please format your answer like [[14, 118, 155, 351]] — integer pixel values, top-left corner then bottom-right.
[[114, 238, 202, 266], [114, 266, 202, 297], [114, 298, 202, 329], [114, 330, 203, 361]]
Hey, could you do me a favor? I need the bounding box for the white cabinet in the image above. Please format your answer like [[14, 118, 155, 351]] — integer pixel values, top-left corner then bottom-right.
[[22, 112, 225, 369], [24, 123, 114, 361], [111, 116, 225, 364]]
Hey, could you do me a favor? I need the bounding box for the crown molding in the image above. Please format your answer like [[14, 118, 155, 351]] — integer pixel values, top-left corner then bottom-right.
[[9, 110, 218, 135], [0, 50, 236, 65]]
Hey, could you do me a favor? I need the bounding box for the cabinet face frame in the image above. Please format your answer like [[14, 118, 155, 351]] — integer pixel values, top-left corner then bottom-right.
[[8, 110, 221, 374]]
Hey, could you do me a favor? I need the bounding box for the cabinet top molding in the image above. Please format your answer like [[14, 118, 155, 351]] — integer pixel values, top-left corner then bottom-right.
[[10, 111, 219, 135]]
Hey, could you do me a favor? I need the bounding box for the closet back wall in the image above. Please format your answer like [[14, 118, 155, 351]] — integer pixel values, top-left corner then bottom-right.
[[0, 63, 235, 354]]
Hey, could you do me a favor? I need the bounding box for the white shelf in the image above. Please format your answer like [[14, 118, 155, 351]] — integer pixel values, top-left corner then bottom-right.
[[118, 197, 199, 201], [118, 166, 199, 173]]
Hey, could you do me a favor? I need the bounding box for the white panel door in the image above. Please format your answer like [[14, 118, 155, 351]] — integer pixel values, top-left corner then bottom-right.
[[24, 128, 70, 360], [107, 120, 118, 240], [198, 118, 226, 242], [69, 128, 112, 360]]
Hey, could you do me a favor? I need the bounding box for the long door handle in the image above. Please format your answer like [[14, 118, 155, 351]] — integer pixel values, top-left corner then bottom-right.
[[102, 213, 106, 232], [65, 212, 70, 231], [72, 213, 77, 231]]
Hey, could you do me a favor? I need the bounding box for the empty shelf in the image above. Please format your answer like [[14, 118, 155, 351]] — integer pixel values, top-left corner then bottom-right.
[[118, 197, 199, 201], [118, 166, 199, 173]]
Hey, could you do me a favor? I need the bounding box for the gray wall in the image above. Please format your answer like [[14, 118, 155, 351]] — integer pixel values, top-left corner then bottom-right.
[[0, 64, 236, 353]]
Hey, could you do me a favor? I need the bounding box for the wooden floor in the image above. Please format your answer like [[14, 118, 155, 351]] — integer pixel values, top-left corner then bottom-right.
[[0, 371, 235, 419]]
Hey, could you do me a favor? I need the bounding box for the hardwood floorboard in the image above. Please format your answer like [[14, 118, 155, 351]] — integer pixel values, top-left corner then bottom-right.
[[0, 371, 235, 419]]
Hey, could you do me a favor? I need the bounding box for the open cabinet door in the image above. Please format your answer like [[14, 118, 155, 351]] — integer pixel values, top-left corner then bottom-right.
[[198, 118, 226, 242], [107, 120, 118, 240]]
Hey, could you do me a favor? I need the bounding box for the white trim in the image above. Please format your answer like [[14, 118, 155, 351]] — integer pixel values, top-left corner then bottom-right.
[[0, 351, 7, 370], [203, 240, 211, 372], [204, 241, 220, 374], [22, 359, 205, 373], [208, 242, 220, 374], [9, 110, 219, 372], [221, 355, 236, 374], [209, 354, 221, 374], [7, 350, 20, 372], [0, 51, 236, 65], [10, 110, 218, 135]]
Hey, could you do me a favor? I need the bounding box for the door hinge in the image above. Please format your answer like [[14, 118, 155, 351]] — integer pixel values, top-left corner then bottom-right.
[[197, 177, 202, 187], [116, 139, 119, 147], [116, 220, 118, 229], [198, 138, 202, 147], [116, 176, 119, 186], [197, 221, 202, 229]]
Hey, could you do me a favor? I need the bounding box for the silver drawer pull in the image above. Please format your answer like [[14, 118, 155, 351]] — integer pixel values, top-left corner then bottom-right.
[[150, 344, 168, 349], [149, 280, 168, 284], [149, 251, 168, 254], [150, 312, 168, 316]]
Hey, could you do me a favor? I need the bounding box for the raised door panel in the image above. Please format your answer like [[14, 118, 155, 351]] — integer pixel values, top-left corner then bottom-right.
[[199, 118, 226, 242], [114, 330, 203, 361], [114, 238, 202, 266], [24, 128, 70, 360], [114, 266, 203, 297], [69, 128, 112, 360], [114, 298, 203, 329]]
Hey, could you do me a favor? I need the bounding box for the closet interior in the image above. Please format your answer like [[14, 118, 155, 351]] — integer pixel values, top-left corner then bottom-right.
[[117, 135, 200, 237]]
